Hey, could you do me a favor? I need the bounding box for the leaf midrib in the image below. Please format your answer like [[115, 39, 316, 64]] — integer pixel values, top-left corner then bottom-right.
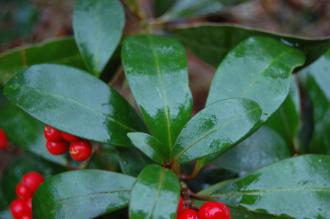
[[208, 46, 301, 114], [9, 84, 135, 132], [239, 49, 293, 99], [211, 187, 330, 198], [148, 170, 166, 219], [36, 189, 131, 217], [54, 189, 131, 203], [174, 106, 259, 161], [146, 36, 173, 149]]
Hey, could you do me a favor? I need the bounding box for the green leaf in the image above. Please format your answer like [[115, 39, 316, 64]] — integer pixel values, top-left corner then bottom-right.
[[230, 207, 285, 219], [0, 101, 66, 165], [1, 154, 62, 203], [117, 148, 150, 177], [300, 49, 330, 154], [87, 145, 120, 171], [265, 77, 301, 149], [0, 37, 85, 86], [128, 132, 168, 164], [173, 98, 262, 163], [0, 90, 6, 104], [154, 0, 176, 17], [172, 24, 329, 66], [213, 126, 290, 175], [129, 165, 180, 219], [207, 36, 305, 121], [200, 155, 330, 219], [3, 64, 145, 147], [122, 35, 192, 150], [73, 0, 125, 75], [161, 0, 247, 21], [33, 170, 135, 219]]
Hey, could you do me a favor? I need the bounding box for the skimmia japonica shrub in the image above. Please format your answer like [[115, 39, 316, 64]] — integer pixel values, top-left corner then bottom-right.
[[0, 0, 330, 219]]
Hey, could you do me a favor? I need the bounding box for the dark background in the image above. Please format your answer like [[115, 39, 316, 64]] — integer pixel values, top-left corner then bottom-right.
[[1, 0, 330, 53]]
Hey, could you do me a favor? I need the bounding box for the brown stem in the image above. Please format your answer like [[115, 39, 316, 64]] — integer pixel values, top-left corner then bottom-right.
[[180, 162, 202, 180], [162, 162, 173, 169], [188, 190, 213, 201], [78, 161, 89, 170], [109, 66, 123, 86], [148, 18, 166, 29], [122, 0, 145, 20]]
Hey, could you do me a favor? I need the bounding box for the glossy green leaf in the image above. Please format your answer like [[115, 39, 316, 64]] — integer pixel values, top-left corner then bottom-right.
[[128, 132, 168, 164], [89, 146, 151, 177], [173, 98, 262, 163], [0, 37, 85, 86], [230, 207, 285, 219], [1, 154, 62, 203], [73, 0, 125, 75], [200, 155, 330, 219], [33, 170, 135, 219], [117, 148, 150, 177], [207, 36, 305, 121], [172, 24, 329, 66], [129, 165, 180, 219], [0, 101, 66, 165], [214, 126, 290, 176], [300, 49, 330, 154], [122, 35, 192, 150], [161, 0, 247, 21], [3, 64, 145, 147], [265, 77, 301, 148]]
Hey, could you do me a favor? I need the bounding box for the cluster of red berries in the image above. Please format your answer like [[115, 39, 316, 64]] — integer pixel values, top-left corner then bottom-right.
[[0, 128, 9, 150], [44, 125, 92, 162], [177, 198, 230, 219], [10, 172, 44, 219]]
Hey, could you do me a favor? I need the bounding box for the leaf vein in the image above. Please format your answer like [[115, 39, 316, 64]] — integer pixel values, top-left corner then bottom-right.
[[12, 85, 135, 132]]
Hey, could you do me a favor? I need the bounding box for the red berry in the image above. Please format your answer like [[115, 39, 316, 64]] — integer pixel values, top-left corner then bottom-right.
[[178, 197, 184, 212], [10, 199, 27, 219], [61, 132, 80, 142], [177, 209, 198, 219], [16, 182, 32, 200], [199, 202, 230, 219], [22, 172, 44, 193], [0, 129, 9, 150], [44, 125, 63, 141], [25, 197, 32, 212], [69, 141, 92, 162], [46, 141, 68, 155], [21, 215, 32, 219]]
